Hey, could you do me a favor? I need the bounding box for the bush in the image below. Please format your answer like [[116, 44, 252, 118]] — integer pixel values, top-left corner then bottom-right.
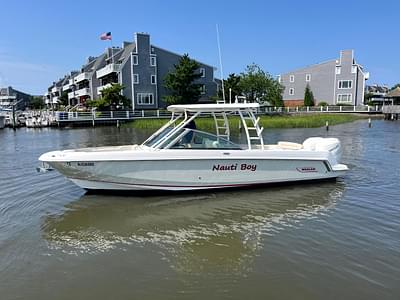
[[318, 101, 328, 106]]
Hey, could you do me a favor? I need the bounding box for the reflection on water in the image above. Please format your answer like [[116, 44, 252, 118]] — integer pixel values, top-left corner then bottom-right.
[[42, 182, 344, 273]]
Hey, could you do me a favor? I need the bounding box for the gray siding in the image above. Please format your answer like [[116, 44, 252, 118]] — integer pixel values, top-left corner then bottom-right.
[[281, 60, 336, 104], [280, 50, 367, 106]]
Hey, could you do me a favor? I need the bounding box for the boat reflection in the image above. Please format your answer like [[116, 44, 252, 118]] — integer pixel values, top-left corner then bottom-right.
[[42, 182, 345, 273]]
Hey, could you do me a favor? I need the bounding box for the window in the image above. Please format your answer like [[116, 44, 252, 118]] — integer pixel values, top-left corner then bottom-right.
[[337, 94, 352, 103], [151, 75, 157, 84], [289, 88, 295, 95], [133, 74, 139, 84], [338, 80, 352, 89], [351, 66, 357, 74], [335, 66, 341, 75], [200, 84, 206, 94], [306, 74, 311, 82], [290, 75, 295, 82], [150, 56, 156, 66], [137, 93, 154, 105], [200, 68, 206, 78], [132, 55, 138, 65]]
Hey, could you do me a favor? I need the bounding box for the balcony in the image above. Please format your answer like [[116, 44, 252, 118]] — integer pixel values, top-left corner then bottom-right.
[[68, 87, 91, 99], [62, 79, 74, 91], [74, 72, 91, 84], [52, 96, 60, 104], [51, 86, 61, 94], [96, 63, 120, 78], [97, 83, 112, 95], [0, 95, 16, 100]]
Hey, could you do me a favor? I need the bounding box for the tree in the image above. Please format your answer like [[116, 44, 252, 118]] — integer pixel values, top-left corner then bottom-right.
[[304, 84, 315, 106], [59, 91, 69, 106], [87, 83, 130, 110], [218, 73, 242, 102], [163, 54, 202, 105], [238, 64, 284, 107], [391, 83, 400, 90], [29, 96, 44, 109]]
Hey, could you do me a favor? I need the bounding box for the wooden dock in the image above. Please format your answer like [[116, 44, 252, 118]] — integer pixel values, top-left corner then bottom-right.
[[382, 105, 400, 120]]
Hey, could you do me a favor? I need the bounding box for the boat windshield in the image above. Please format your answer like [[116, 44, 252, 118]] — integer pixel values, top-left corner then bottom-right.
[[169, 129, 242, 150], [144, 127, 174, 147]]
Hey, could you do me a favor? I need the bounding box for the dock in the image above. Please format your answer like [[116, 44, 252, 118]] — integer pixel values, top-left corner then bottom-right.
[[382, 105, 400, 120]]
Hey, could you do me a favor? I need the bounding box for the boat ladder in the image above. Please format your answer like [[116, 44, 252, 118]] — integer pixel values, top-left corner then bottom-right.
[[212, 112, 230, 140], [238, 109, 264, 149]]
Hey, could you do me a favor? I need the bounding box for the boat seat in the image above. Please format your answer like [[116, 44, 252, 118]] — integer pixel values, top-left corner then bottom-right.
[[277, 141, 303, 150]]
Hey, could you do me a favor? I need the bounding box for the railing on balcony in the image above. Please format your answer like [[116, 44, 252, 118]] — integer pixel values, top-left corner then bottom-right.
[[74, 72, 91, 83], [68, 88, 91, 99], [96, 63, 120, 78], [97, 83, 112, 95]]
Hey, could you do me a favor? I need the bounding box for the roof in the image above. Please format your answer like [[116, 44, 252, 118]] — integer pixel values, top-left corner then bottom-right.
[[386, 87, 400, 98], [167, 103, 259, 113]]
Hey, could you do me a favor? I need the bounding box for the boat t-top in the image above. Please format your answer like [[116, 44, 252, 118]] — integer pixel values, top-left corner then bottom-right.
[[39, 103, 348, 191]]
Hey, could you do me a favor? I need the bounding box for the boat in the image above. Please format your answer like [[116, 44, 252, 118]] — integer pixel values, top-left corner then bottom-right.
[[38, 103, 348, 191]]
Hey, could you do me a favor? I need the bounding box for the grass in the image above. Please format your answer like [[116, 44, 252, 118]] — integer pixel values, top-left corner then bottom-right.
[[123, 113, 366, 131]]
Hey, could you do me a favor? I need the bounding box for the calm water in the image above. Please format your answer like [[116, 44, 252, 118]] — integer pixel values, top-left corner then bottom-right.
[[0, 120, 399, 300]]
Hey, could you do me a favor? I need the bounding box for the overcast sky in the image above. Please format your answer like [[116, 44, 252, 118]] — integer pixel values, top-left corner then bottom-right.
[[1, 0, 399, 94]]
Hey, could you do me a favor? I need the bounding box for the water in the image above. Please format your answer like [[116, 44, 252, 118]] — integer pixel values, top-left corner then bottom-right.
[[0, 120, 399, 300]]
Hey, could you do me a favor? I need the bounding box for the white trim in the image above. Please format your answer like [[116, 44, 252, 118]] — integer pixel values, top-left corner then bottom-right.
[[151, 74, 157, 85], [133, 74, 139, 84], [289, 88, 295, 95], [306, 74, 311, 82], [338, 80, 352, 89], [336, 93, 352, 104], [137, 93, 154, 105], [200, 84, 206, 94], [132, 55, 138, 65], [200, 68, 206, 78], [130, 53, 135, 110], [335, 66, 341, 75], [150, 56, 156, 67], [289, 75, 295, 82]]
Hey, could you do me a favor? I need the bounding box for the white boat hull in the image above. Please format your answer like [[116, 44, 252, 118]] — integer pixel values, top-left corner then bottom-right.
[[42, 150, 347, 191]]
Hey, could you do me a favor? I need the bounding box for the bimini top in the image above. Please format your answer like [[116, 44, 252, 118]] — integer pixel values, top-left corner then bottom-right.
[[167, 103, 259, 113]]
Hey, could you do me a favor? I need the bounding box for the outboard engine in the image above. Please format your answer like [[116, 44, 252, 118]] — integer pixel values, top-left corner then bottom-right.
[[303, 137, 342, 165]]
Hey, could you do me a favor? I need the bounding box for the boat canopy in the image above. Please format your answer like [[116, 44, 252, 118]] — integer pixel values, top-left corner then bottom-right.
[[167, 103, 259, 113]]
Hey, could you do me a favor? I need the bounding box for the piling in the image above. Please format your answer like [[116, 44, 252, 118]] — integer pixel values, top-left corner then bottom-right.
[[368, 118, 372, 128], [325, 121, 329, 131]]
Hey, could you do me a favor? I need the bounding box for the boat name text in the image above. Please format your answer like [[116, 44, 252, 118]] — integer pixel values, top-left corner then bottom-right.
[[212, 163, 257, 172]]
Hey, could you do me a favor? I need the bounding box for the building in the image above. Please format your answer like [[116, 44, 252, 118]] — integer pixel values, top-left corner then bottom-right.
[[0, 86, 32, 110], [279, 50, 369, 106], [385, 87, 400, 105], [365, 84, 390, 105], [48, 32, 218, 110]]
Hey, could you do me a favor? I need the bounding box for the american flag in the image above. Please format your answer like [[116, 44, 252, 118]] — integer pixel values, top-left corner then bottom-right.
[[100, 32, 112, 40]]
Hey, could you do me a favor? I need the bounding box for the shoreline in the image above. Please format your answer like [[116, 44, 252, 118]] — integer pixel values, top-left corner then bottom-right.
[[123, 113, 375, 131]]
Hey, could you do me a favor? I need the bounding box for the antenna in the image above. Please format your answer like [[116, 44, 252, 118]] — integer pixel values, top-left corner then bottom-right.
[[216, 24, 225, 103]]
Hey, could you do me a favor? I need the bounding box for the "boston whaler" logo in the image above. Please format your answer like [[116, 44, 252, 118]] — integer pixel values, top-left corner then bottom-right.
[[212, 163, 257, 172], [296, 167, 317, 173]]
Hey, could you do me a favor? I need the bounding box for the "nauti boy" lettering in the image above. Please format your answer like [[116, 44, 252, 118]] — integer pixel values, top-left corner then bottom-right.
[[212, 163, 257, 172]]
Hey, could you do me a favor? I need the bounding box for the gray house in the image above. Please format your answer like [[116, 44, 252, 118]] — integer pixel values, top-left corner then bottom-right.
[[0, 86, 32, 110], [279, 50, 369, 106], [50, 32, 217, 110]]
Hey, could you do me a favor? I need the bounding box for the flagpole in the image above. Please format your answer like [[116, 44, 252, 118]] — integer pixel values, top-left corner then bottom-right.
[[110, 35, 114, 64]]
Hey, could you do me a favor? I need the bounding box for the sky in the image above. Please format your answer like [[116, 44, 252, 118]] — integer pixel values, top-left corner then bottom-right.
[[0, 0, 399, 95]]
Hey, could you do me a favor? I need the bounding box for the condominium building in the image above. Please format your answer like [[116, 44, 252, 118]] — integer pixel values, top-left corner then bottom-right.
[[0, 86, 32, 110], [279, 50, 369, 106], [48, 32, 217, 109]]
